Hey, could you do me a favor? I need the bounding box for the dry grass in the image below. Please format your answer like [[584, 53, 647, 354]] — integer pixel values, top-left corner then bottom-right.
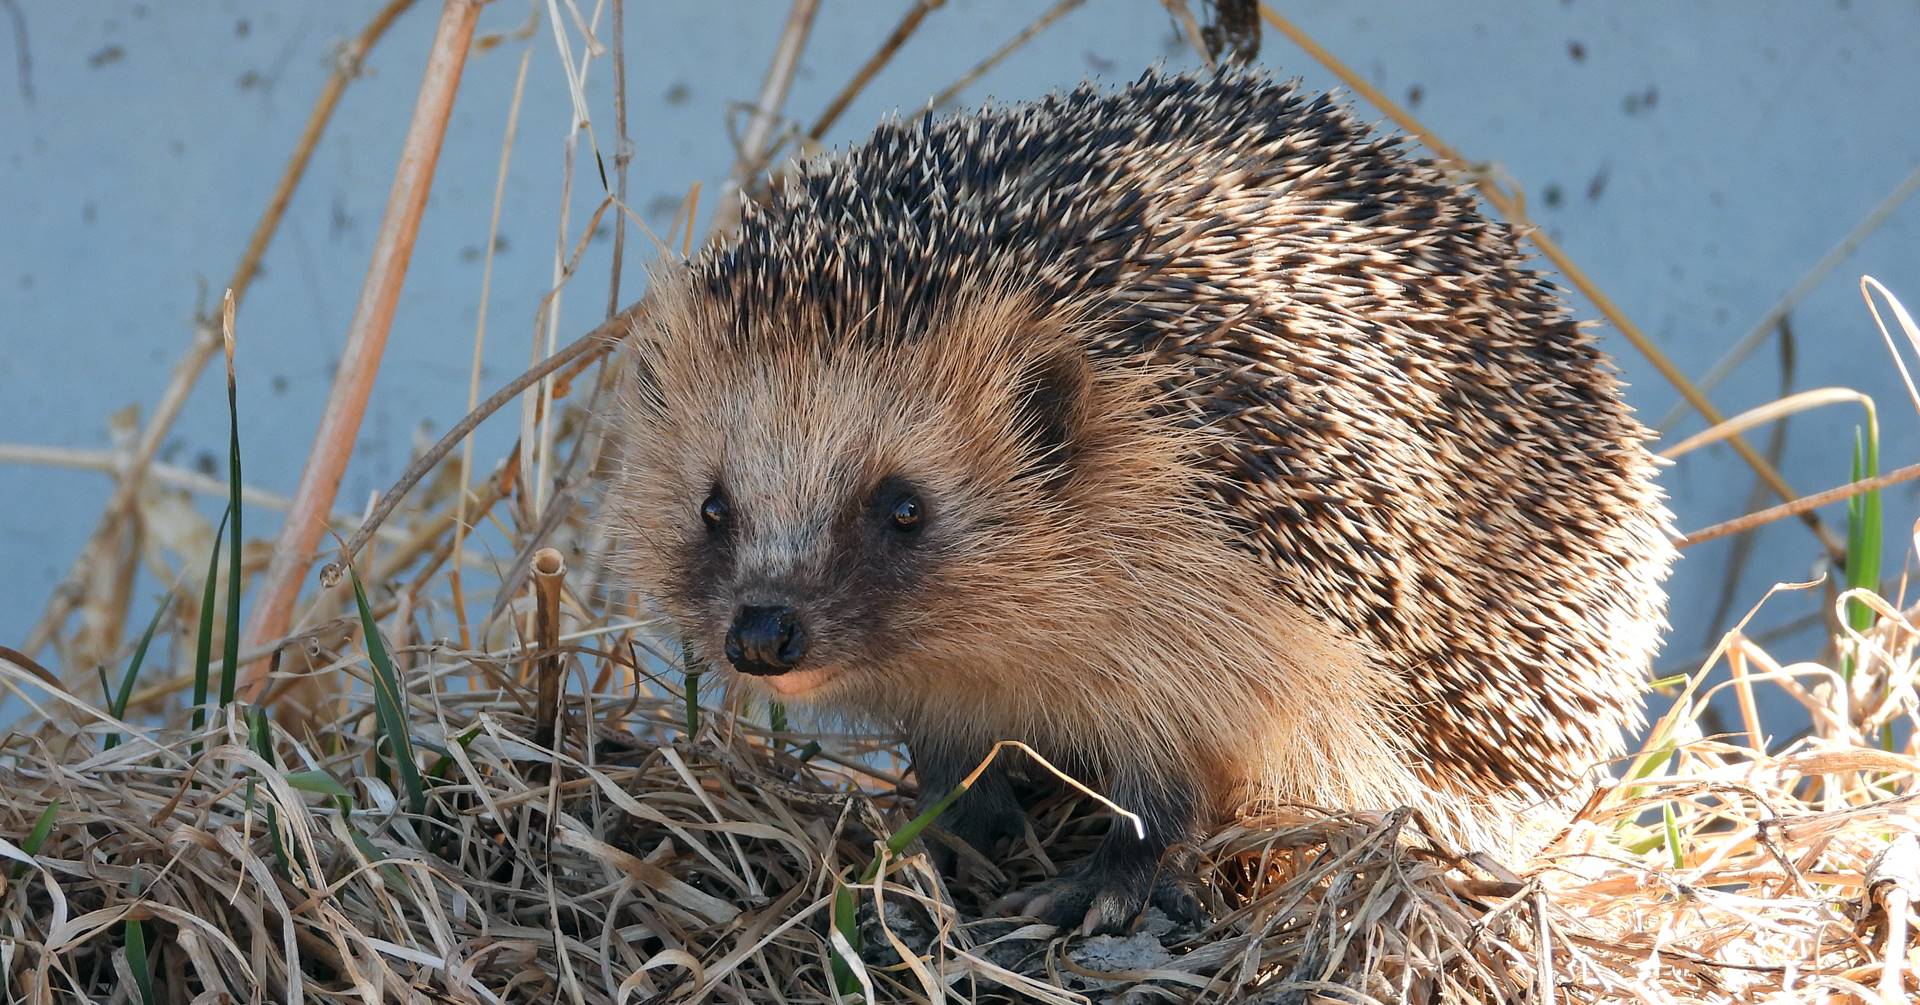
[[4, 2, 1920, 1003], [2, 547, 1918, 1002]]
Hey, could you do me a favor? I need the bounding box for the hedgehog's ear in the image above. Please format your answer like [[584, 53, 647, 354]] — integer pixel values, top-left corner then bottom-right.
[[1011, 346, 1089, 487]]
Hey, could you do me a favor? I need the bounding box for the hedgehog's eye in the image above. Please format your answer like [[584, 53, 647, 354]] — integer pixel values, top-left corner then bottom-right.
[[700, 491, 730, 534], [869, 478, 927, 538], [889, 494, 923, 533]]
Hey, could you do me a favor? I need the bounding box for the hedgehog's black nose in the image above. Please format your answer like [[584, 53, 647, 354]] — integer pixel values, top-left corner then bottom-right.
[[725, 605, 808, 675]]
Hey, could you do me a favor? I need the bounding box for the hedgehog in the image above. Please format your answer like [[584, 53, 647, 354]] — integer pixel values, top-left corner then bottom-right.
[[598, 68, 1676, 935]]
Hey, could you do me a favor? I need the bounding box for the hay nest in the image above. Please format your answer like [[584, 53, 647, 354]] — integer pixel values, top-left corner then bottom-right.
[[3, 577, 1917, 1003]]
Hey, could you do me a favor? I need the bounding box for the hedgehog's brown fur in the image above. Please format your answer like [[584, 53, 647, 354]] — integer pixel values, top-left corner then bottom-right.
[[599, 68, 1676, 933]]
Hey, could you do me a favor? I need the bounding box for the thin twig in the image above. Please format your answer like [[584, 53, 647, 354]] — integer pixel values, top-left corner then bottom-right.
[[242, 0, 485, 701], [530, 0, 610, 522], [550, 0, 635, 608], [1161, 0, 1215, 70], [740, 0, 819, 170], [714, 0, 820, 230], [928, 0, 1082, 112], [805, 0, 940, 142], [481, 479, 589, 636], [1258, 2, 1843, 563], [453, 43, 533, 654], [0, 443, 442, 557], [1679, 463, 1920, 550], [334, 318, 623, 576], [606, 0, 633, 318], [1866, 833, 1919, 1002]]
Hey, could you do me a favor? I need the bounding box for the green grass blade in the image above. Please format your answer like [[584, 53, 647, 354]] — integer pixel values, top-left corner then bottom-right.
[[349, 566, 426, 818], [1843, 420, 1883, 682], [1613, 740, 1682, 836], [832, 776, 973, 991], [1843, 431, 1861, 682], [105, 595, 173, 751], [831, 879, 861, 994], [21, 799, 58, 855], [1662, 799, 1684, 869], [1620, 825, 1664, 856], [767, 700, 787, 755], [247, 706, 273, 768], [1624, 740, 1676, 783], [1848, 425, 1882, 613], [249, 707, 289, 874], [347, 822, 406, 887], [125, 866, 155, 1005], [426, 724, 483, 781], [679, 637, 703, 737], [220, 336, 243, 707], [866, 779, 970, 883], [1, 799, 59, 938], [1846, 428, 1865, 581], [125, 918, 155, 1005], [285, 769, 354, 803], [8, 799, 59, 882], [350, 826, 389, 863], [190, 507, 232, 736], [684, 671, 702, 737]]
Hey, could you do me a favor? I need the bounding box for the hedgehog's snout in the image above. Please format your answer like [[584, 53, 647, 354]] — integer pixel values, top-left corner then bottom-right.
[[725, 604, 809, 676]]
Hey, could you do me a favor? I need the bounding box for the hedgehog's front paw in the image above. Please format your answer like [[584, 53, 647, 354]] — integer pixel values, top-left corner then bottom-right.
[[924, 776, 1026, 878], [992, 865, 1206, 936], [928, 812, 1024, 881]]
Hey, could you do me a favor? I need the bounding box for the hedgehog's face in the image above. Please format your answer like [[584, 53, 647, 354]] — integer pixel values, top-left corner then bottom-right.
[[600, 286, 1172, 708], [667, 460, 936, 699]]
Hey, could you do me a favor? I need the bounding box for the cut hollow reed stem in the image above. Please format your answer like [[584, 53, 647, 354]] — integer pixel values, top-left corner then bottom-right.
[[531, 547, 566, 748]]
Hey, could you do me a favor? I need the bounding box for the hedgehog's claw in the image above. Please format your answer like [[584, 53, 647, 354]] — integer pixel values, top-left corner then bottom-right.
[[991, 870, 1115, 934], [1149, 873, 1208, 928], [994, 866, 1206, 936]]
